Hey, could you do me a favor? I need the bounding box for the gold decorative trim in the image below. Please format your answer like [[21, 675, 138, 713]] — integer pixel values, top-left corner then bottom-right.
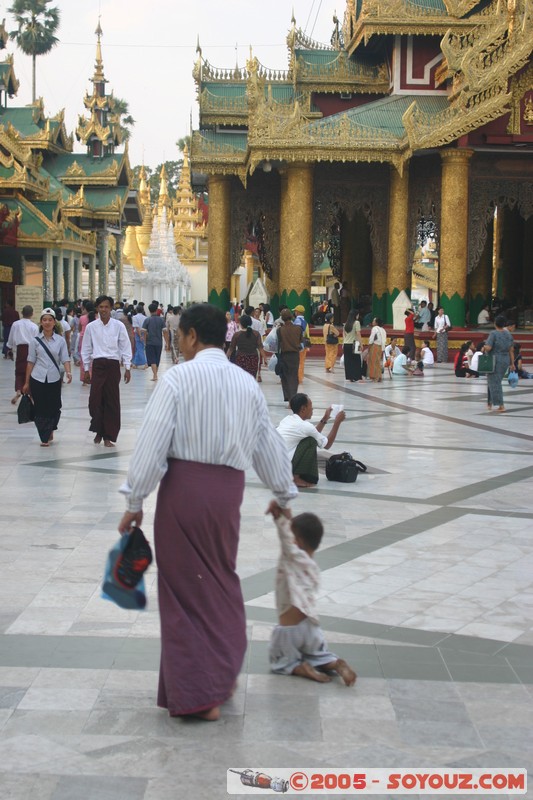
[[403, 84, 510, 150], [65, 160, 87, 178], [508, 62, 533, 132]]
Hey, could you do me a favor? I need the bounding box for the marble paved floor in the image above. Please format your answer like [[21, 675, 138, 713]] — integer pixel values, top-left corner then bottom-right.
[[0, 352, 532, 799]]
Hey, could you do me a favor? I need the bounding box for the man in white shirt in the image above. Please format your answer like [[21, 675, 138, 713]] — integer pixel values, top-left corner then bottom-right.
[[477, 304, 491, 326], [277, 393, 346, 487], [7, 305, 38, 404], [81, 295, 132, 447], [117, 303, 296, 721]]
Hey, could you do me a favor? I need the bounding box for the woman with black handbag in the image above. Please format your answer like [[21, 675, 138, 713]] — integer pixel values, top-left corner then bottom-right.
[[343, 310, 363, 382], [22, 309, 72, 446], [323, 313, 340, 373]]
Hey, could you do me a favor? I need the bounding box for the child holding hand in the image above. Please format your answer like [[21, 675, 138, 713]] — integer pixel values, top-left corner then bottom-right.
[[267, 501, 356, 686]]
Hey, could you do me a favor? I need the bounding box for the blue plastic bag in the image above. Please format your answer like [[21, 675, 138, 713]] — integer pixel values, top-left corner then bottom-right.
[[508, 370, 519, 388], [102, 534, 147, 610]]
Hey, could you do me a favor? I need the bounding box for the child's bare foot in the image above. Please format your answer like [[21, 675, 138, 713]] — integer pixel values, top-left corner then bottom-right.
[[292, 662, 331, 683], [324, 659, 357, 686], [294, 476, 314, 488]]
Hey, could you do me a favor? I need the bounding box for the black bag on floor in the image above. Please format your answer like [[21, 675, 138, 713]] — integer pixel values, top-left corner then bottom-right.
[[17, 394, 35, 424], [326, 453, 367, 483]]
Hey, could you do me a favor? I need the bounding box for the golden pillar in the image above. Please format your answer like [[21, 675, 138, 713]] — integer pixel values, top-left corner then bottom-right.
[[386, 163, 410, 323], [439, 149, 473, 325], [207, 174, 232, 309], [279, 163, 314, 315]]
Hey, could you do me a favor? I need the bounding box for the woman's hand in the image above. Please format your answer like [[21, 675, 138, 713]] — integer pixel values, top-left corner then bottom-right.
[[65, 372, 72, 384], [22, 382, 29, 395]]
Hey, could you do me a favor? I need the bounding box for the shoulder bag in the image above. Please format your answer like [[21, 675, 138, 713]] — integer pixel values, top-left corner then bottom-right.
[[17, 394, 35, 424], [326, 325, 339, 345], [35, 337, 63, 377], [477, 354, 494, 373], [274, 327, 286, 376]]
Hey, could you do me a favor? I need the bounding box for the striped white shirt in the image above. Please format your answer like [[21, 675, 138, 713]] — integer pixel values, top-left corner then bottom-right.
[[120, 347, 297, 512]]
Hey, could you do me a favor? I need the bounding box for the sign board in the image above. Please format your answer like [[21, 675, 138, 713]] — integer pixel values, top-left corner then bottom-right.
[[248, 277, 268, 307], [15, 285, 43, 317], [311, 286, 326, 296], [0, 265, 13, 282]]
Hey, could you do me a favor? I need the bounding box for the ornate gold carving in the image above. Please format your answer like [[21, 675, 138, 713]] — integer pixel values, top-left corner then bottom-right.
[[524, 95, 533, 124], [295, 50, 389, 93], [507, 62, 533, 132], [403, 84, 510, 151], [441, 0, 486, 16], [65, 160, 87, 178]]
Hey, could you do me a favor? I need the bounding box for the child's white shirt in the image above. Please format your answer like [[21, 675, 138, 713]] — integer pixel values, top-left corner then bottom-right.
[[274, 516, 321, 624], [421, 346, 434, 365]]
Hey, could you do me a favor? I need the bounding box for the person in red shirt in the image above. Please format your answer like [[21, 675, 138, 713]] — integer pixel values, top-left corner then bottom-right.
[[404, 308, 416, 359]]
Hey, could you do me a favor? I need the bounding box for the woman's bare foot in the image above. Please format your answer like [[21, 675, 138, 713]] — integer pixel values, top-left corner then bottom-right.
[[294, 476, 314, 488], [292, 662, 331, 683], [497, 406, 506, 413], [94, 434, 102, 444], [104, 439, 115, 448], [333, 659, 357, 686], [49, 432, 54, 442], [40, 442, 50, 447]]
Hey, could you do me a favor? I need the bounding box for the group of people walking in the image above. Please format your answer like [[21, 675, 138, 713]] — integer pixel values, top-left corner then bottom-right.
[[5, 295, 174, 447]]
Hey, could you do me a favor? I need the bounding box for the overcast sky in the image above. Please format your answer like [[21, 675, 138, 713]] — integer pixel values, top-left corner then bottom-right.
[[5, 0, 336, 169]]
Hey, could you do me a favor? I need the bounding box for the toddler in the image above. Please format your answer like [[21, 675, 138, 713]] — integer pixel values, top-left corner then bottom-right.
[[267, 502, 356, 685]]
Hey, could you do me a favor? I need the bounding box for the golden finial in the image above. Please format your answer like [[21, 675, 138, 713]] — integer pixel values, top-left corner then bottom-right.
[[93, 17, 105, 83]]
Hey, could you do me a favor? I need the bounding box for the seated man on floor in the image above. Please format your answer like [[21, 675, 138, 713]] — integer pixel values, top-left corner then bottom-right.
[[277, 393, 346, 488]]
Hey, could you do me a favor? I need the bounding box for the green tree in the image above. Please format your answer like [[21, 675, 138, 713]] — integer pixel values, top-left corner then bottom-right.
[[8, 0, 60, 103], [111, 95, 135, 143], [176, 135, 191, 153]]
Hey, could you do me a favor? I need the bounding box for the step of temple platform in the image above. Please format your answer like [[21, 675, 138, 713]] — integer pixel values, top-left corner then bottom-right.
[[306, 327, 533, 363]]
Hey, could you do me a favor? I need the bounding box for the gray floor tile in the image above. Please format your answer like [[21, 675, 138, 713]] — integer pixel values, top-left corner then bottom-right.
[[51, 775, 147, 800], [2, 355, 533, 794]]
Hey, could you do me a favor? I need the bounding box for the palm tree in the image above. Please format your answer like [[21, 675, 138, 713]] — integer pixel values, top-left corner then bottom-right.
[[8, 0, 60, 103], [111, 96, 135, 142]]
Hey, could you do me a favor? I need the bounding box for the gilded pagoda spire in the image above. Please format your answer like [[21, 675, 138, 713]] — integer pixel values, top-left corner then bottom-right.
[[135, 165, 153, 256], [75, 18, 122, 156], [173, 145, 206, 264], [93, 19, 105, 85], [158, 163, 171, 211]]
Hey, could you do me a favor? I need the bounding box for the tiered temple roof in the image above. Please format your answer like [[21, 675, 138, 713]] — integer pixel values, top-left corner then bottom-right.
[[192, 0, 533, 179], [0, 19, 142, 292]]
